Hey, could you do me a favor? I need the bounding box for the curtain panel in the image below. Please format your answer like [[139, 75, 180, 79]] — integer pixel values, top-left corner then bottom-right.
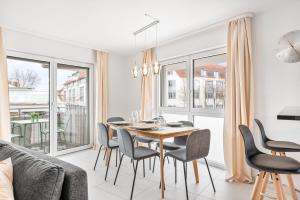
[[0, 27, 11, 141], [96, 51, 109, 123], [140, 49, 153, 120], [223, 17, 254, 183]]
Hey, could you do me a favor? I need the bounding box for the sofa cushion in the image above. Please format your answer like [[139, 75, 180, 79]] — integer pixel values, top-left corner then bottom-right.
[[0, 144, 65, 200], [0, 158, 14, 200]]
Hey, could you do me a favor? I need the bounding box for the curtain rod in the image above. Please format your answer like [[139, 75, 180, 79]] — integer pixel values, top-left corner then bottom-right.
[[158, 12, 254, 47]]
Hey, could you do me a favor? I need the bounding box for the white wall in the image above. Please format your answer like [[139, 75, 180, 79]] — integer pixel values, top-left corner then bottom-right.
[[3, 29, 130, 120], [253, 1, 300, 184], [125, 1, 300, 183]]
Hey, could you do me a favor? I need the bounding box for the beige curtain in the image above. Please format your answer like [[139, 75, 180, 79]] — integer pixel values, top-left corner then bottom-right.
[[223, 17, 254, 183], [140, 49, 153, 120], [96, 51, 109, 123], [0, 27, 11, 142]]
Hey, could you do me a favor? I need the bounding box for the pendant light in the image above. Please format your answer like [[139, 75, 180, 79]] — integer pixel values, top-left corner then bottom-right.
[[152, 23, 161, 75], [141, 29, 148, 76], [131, 34, 139, 78]]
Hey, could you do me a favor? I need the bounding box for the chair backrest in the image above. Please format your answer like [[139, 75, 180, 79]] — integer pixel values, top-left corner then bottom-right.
[[117, 129, 134, 158], [186, 129, 210, 162], [97, 122, 109, 146], [254, 118, 270, 144], [174, 121, 194, 145], [107, 117, 125, 122], [238, 125, 261, 161]]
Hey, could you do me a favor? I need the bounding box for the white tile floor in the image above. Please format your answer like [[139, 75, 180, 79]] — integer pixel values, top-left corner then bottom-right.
[[58, 149, 294, 200]]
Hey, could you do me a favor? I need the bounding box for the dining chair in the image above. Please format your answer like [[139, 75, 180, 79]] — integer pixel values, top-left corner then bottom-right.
[[239, 124, 300, 200], [113, 128, 159, 200], [93, 122, 119, 181], [152, 120, 193, 184], [164, 129, 216, 200], [254, 118, 300, 199]]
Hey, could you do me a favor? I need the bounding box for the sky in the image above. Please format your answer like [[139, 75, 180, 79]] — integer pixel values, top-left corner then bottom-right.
[[7, 58, 76, 91]]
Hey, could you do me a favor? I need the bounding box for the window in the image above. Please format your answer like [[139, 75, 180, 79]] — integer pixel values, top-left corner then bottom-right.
[[79, 86, 84, 102], [7, 53, 93, 156], [160, 62, 187, 108], [158, 49, 226, 166], [193, 54, 226, 109]]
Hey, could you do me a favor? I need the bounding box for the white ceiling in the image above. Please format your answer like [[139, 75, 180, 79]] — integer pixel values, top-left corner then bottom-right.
[[0, 0, 290, 55]]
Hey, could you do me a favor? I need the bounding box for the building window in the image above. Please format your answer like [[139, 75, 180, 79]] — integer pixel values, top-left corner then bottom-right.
[[80, 86, 84, 102], [160, 62, 187, 108]]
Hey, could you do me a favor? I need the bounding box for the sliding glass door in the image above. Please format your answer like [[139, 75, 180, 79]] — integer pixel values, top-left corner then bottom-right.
[[56, 63, 90, 152], [7, 52, 93, 155], [8, 57, 51, 153]]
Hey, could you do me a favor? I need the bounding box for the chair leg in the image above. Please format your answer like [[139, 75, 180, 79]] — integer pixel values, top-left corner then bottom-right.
[[204, 158, 216, 193], [259, 172, 270, 200], [148, 143, 152, 170], [104, 149, 112, 181], [115, 148, 118, 167], [271, 173, 285, 200], [114, 154, 124, 185], [130, 161, 139, 200], [103, 148, 107, 160], [93, 145, 102, 170], [165, 150, 170, 164], [183, 162, 189, 200], [175, 159, 177, 184], [143, 159, 145, 178], [279, 152, 298, 200], [251, 171, 264, 200]]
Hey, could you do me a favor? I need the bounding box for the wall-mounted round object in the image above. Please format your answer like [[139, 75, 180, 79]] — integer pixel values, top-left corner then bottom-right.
[[276, 30, 300, 63]]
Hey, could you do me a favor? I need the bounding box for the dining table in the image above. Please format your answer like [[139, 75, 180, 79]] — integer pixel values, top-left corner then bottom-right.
[[108, 122, 200, 199]]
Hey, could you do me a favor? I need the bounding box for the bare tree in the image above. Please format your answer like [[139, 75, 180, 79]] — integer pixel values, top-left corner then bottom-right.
[[10, 69, 41, 88]]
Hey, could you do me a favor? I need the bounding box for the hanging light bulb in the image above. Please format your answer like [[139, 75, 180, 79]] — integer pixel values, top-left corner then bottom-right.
[[153, 60, 160, 75], [142, 63, 148, 76], [152, 23, 160, 75], [131, 64, 139, 78]]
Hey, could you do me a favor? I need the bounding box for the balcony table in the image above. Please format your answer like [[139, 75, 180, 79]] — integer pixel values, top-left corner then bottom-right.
[[108, 123, 200, 199], [11, 118, 49, 147]]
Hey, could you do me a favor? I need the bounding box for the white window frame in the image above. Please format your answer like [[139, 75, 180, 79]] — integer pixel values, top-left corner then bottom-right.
[[6, 50, 95, 156]]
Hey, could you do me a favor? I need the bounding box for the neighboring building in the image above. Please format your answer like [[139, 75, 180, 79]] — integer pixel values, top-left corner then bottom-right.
[[163, 63, 226, 109]]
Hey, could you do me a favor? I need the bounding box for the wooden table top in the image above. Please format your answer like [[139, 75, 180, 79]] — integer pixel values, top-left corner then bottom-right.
[[108, 123, 198, 139]]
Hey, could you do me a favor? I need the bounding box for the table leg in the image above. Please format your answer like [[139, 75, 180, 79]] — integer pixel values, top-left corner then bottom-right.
[[192, 160, 199, 183], [159, 138, 165, 199]]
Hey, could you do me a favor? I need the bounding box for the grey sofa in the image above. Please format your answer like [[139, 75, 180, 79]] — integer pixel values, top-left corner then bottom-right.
[[0, 140, 88, 200]]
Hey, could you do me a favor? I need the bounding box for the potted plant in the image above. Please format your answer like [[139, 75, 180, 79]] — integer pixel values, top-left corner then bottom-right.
[[31, 112, 39, 122]]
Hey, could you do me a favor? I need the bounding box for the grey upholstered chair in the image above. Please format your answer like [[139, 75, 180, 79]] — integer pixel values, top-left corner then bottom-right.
[[107, 116, 125, 138], [239, 125, 300, 199], [93, 123, 119, 181], [113, 128, 159, 200], [164, 129, 216, 200], [153, 120, 194, 184]]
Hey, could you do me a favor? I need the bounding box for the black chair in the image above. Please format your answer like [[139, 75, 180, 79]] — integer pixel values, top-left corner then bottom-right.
[[239, 125, 300, 200], [153, 121, 193, 184], [164, 129, 216, 200], [107, 117, 125, 138], [113, 128, 159, 200], [254, 119, 300, 199], [93, 123, 119, 181]]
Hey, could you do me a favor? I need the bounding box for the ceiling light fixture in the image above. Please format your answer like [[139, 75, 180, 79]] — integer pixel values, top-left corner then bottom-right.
[[131, 14, 160, 78]]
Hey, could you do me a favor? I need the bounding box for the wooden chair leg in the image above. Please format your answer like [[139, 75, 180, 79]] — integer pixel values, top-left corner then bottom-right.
[[279, 152, 298, 200], [277, 174, 287, 200], [272, 173, 284, 200], [259, 172, 270, 200], [251, 172, 264, 200]]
